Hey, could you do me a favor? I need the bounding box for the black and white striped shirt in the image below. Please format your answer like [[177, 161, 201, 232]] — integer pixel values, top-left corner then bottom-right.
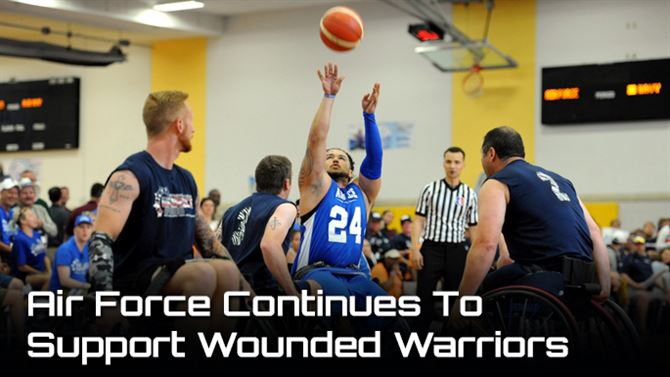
[[415, 179, 478, 243]]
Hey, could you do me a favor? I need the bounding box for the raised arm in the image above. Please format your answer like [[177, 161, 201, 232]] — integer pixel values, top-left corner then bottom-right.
[[260, 203, 299, 295], [298, 63, 343, 214], [355, 83, 382, 207], [89, 170, 139, 291]]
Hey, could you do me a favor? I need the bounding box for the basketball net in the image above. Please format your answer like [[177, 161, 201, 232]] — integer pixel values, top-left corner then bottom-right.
[[462, 64, 484, 97]]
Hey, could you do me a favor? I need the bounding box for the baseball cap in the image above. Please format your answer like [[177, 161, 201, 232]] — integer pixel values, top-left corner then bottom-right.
[[611, 230, 628, 245], [385, 249, 401, 259], [370, 212, 382, 222], [17, 177, 33, 189], [632, 236, 645, 245], [0, 177, 19, 191], [400, 215, 412, 224], [75, 214, 93, 227]]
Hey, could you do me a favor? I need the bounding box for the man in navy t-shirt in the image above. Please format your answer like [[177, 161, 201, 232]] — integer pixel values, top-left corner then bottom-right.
[[89, 91, 243, 330], [457, 126, 610, 301], [219, 155, 309, 296], [50, 214, 93, 292]]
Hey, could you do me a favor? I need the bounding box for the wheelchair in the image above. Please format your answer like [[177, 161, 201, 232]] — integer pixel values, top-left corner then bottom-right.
[[475, 271, 640, 360]]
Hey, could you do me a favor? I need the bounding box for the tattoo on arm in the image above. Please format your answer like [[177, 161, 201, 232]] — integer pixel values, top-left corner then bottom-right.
[[108, 175, 134, 204], [99, 204, 121, 213], [269, 216, 281, 230], [195, 215, 232, 259]]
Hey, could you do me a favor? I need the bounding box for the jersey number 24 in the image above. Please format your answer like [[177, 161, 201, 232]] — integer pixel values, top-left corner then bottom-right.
[[328, 205, 362, 244]]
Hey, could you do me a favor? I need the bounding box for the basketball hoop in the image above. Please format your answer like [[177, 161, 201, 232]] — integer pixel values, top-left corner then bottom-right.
[[462, 64, 484, 97]]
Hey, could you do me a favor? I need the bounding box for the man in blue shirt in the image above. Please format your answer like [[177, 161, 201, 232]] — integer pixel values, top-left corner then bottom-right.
[[49, 214, 93, 292], [292, 63, 387, 316], [11, 207, 50, 290], [457, 126, 610, 301]]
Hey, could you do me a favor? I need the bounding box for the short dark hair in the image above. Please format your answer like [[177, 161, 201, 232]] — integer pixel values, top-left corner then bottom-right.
[[200, 197, 215, 207], [48, 186, 62, 203], [91, 182, 105, 198], [327, 148, 356, 172], [444, 146, 465, 159], [255, 155, 292, 195], [481, 126, 525, 160]]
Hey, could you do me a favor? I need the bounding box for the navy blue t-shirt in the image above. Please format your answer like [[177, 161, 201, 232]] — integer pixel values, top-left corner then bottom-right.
[[621, 253, 653, 283], [220, 192, 292, 291], [110, 151, 198, 283], [490, 160, 593, 268]]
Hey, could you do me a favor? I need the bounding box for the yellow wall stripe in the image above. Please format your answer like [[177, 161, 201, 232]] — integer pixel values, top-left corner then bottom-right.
[[151, 38, 208, 197], [451, 0, 536, 187], [584, 202, 619, 228]]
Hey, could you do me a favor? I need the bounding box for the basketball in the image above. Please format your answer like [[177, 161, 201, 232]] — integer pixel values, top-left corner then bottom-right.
[[319, 6, 364, 52]]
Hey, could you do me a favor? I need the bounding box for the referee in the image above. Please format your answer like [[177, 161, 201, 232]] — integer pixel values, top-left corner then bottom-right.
[[411, 146, 478, 332]]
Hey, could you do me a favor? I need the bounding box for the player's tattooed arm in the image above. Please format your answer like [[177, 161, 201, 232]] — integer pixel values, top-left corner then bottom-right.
[[99, 172, 136, 214], [195, 213, 232, 260], [91, 170, 139, 291]]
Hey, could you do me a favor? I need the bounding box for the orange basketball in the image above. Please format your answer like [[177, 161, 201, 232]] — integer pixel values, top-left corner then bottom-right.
[[319, 6, 364, 52]]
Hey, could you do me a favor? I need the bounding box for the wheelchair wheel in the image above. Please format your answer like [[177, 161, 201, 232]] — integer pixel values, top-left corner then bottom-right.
[[598, 299, 640, 357], [480, 285, 578, 341]]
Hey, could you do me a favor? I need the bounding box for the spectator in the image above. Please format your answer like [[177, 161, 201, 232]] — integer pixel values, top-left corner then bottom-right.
[[371, 249, 404, 298], [381, 209, 397, 238], [621, 236, 666, 333], [391, 215, 412, 253], [11, 208, 50, 290], [13, 178, 58, 239], [0, 177, 19, 256], [200, 197, 218, 231], [65, 182, 103, 238], [49, 214, 93, 293], [286, 229, 301, 271], [48, 186, 70, 247], [20, 170, 49, 212], [366, 211, 391, 259], [655, 218, 670, 253], [208, 188, 225, 222], [60, 186, 71, 210]]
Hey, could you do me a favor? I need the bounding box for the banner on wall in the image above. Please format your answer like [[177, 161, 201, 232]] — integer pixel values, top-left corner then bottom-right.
[[349, 121, 414, 151], [2, 157, 42, 180]]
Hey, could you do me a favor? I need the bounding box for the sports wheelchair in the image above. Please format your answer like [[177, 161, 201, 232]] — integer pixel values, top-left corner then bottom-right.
[[474, 270, 640, 359]]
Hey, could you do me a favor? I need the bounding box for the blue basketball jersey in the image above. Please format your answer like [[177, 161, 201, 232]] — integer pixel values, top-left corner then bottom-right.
[[293, 180, 368, 273]]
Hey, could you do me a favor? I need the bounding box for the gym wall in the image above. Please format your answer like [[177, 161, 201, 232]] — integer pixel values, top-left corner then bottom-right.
[[535, 0, 670, 226], [0, 12, 151, 205], [204, 1, 453, 204]]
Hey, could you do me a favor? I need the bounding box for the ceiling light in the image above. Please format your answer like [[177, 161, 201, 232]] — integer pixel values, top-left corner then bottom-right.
[[11, 0, 57, 8], [153, 1, 204, 12]]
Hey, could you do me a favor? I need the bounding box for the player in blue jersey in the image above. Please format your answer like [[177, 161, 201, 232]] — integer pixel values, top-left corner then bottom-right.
[[292, 63, 387, 312], [89, 91, 243, 331], [457, 126, 610, 301]]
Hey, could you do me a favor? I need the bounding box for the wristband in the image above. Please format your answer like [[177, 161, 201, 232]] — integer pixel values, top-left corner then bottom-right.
[[324, 93, 336, 99]]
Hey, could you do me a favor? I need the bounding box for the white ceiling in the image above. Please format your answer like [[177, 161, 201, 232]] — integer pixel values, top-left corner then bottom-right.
[[195, 0, 357, 16], [0, 0, 362, 39]]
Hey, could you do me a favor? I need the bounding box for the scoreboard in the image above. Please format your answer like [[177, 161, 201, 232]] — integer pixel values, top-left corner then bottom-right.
[[542, 59, 669, 125], [0, 77, 80, 152]]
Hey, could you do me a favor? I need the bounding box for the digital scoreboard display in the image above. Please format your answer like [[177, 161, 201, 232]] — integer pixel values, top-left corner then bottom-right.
[[0, 77, 80, 152], [541, 59, 669, 125]]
